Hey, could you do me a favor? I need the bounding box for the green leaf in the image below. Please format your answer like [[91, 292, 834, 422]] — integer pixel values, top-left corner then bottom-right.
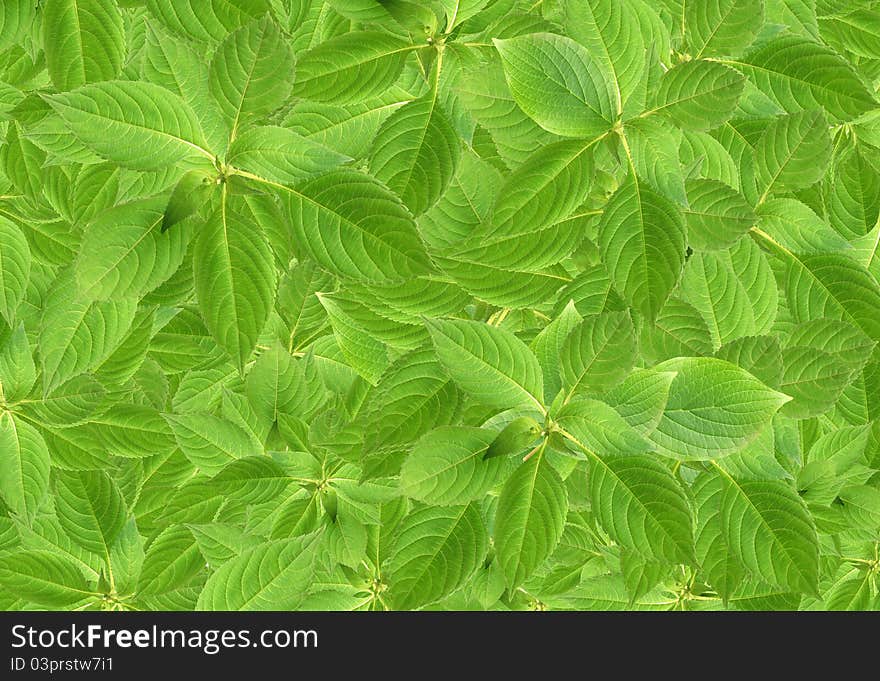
[[693, 469, 745, 600], [486, 416, 542, 460], [531, 300, 582, 402], [715, 335, 783, 389], [598, 174, 687, 322], [827, 147, 880, 240], [369, 95, 461, 216], [680, 129, 740, 188], [778, 346, 857, 419], [437, 145, 596, 288], [543, 574, 668, 610], [401, 426, 506, 505], [563, 0, 646, 113], [493, 32, 616, 137], [196, 535, 319, 610], [755, 110, 831, 202], [295, 32, 416, 104], [283, 97, 410, 160], [76, 198, 192, 301], [426, 318, 544, 413], [245, 345, 311, 424], [648, 59, 745, 130], [495, 453, 568, 589], [95, 309, 157, 388], [0, 1, 35, 52], [316, 293, 390, 385], [54, 470, 127, 557], [683, 179, 756, 251], [432, 256, 569, 309], [46, 81, 213, 170], [19, 375, 106, 429], [0, 215, 30, 325], [107, 519, 143, 597], [732, 35, 877, 121], [39, 270, 138, 394], [556, 398, 656, 458], [87, 405, 178, 459], [324, 510, 366, 569], [650, 357, 791, 460], [481, 138, 596, 249], [766, 0, 819, 39], [777, 252, 880, 342], [0, 550, 94, 607], [162, 170, 217, 232], [194, 190, 277, 371], [602, 368, 677, 435], [228, 126, 350, 185], [824, 570, 877, 611], [436, 139, 598, 276], [138, 525, 203, 596], [624, 117, 686, 205], [820, 9, 880, 60], [619, 549, 668, 603], [435, 0, 490, 26], [350, 349, 460, 466], [560, 311, 637, 396], [43, 0, 125, 92], [640, 297, 714, 363], [684, 0, 764, 58], [0, 0, 874, 614], [141, 22, 228, 152], [145, 0, 270, 44], [756, 198, 851, 254], [209, 15, 294, 137], [187, 523, 261, 568], [0, 324, 36, 402], [457, 61, 559, 169], [388, 503, 488, 609], [323, 0, 391, 23], [838, 485, 880, 532], [0, 413, 50, 526], [164, 412, 262, 474], [679, 237, 778, 349], [587, 450, 694, 564], [168, 457, 290, 521], [280, 169, 430, 283], [702, 468, 819, 594]]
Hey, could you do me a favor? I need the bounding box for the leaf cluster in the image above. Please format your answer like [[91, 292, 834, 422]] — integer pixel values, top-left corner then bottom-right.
[[0, 0, 879, 611]]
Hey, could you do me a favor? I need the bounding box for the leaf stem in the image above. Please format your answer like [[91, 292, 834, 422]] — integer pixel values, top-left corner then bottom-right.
[[748, 225, 795, 259], [552, 424, 598, 461], [522, 439, 546, 462]]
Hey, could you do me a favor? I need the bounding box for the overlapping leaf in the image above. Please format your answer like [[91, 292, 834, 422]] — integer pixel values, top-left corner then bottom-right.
[[0, 0, 875, 614]]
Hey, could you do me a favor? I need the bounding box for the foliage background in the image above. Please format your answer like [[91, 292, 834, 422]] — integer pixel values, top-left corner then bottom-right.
[[0, 0, 879, 611]]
